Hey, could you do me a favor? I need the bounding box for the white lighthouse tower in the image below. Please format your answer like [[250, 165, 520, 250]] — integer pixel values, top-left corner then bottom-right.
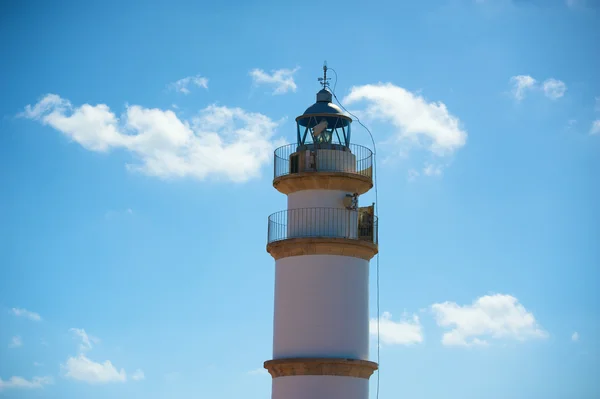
[[264, 65, 379, 399]]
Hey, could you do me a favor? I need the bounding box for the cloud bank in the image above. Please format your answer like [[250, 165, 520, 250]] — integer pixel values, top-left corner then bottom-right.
[[249, 67, 299, 94], [431, 294, 547, 347], [168, 74, 209, 94], [11, 307, 42, 321], [370, 311, 423, 345], [21, 94, 281, 182], [509, 75, 567, 101]]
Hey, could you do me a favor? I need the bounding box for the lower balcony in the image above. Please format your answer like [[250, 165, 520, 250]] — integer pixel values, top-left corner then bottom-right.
[[266, 207, 378, 261]]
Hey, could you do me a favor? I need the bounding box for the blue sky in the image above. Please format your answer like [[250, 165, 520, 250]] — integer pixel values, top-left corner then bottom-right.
[[1, 0, 599, 398]]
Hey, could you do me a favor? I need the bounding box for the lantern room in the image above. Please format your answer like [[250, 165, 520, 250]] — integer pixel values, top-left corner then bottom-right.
[[295, 69, 352, 149]]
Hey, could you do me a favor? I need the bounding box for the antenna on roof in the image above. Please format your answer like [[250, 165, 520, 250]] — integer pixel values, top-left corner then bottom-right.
[[318, 60, 330, 89]]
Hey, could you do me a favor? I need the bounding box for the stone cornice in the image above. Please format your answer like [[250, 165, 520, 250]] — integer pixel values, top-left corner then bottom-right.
[[266, 237, 378, 261], [264, 358, 378, 379], [273, 172, 373, 195]]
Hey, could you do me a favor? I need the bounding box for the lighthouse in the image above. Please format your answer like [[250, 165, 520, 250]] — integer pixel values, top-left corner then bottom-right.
[[264, 66, 379, 399]]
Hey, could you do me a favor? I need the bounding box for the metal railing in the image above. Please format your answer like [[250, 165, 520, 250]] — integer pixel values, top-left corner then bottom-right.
[[267, 207, 378, 245], [273, 143, 373, 180]]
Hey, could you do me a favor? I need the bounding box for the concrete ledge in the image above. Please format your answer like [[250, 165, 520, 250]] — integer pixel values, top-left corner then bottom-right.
[[264, 358, 378, 379], [266, 237, 378, 261], [273, 172, 373, 195]]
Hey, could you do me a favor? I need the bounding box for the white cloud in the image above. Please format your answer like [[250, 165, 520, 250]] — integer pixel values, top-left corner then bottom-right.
[[370, 311, 423, 345], [168, 74, 208, 94], [431, 294, 547, 347], [247, 368, 269, 376], [571, 332, 579, 342], [566, 0, 581, 8], [510, 75, 537, 101], [21, 93, 69, 119], [70, 328, 99, 352], [0, 376, 53, 391], [11, 307, 42, 321], [63, 329, 140, 384], [131, 369, 145, 381], [63, 354, 127, 384], [590, 120, 600, 135], [21, 94, 282, 182], [249, 67, 299, 95], [9, 336, 22, 348], [542, 78, 567, 100], [423, 163, 443, 177], [509, 75, 567, 101], [343, 83, 467, 159]]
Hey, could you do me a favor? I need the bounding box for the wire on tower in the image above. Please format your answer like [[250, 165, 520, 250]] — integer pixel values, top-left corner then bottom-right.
[[328, 66, 381, 399]]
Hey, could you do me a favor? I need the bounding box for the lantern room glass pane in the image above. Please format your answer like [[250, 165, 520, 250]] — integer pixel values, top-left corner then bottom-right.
[[296, 116, 351, 147]]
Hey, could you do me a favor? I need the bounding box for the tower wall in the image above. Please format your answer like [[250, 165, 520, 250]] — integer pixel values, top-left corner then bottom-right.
[[287, 189, 349, 209], [273, 254, 369, 360], [272, 376, 368, 399]]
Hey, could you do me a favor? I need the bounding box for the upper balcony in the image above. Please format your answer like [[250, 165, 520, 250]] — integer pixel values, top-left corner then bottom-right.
[[272, 143, 374, 195]]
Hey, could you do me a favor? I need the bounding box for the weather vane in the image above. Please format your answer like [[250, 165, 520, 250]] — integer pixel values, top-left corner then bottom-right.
[[318, 60, 330, 89]]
